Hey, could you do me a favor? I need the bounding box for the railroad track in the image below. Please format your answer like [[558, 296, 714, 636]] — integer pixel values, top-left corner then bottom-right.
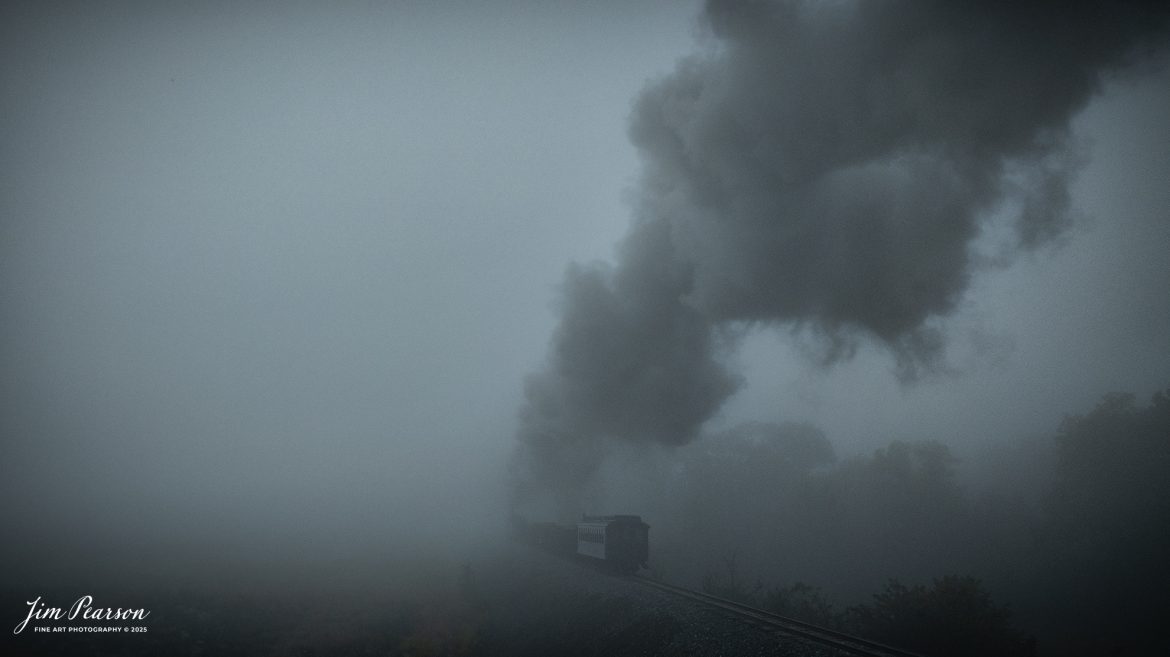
[[630, 575, 929, 657]]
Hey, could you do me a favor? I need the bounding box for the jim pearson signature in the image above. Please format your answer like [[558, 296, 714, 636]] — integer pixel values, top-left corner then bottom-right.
[[13, 596, 150, 634]]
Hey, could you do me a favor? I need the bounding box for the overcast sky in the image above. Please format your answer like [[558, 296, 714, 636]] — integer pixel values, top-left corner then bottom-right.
[[2, 1, 1168, 554]]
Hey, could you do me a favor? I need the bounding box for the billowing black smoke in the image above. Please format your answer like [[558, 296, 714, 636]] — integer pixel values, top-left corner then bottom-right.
[[512, 0, 1170, 508]]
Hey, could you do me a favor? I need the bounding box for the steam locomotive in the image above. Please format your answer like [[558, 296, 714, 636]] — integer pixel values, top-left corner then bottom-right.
[[516, 514, 650, 574]]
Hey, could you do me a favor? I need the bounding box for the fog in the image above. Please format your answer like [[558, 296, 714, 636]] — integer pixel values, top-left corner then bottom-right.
[[2, 1, 1169, 654], [1, 0, 702, 584]]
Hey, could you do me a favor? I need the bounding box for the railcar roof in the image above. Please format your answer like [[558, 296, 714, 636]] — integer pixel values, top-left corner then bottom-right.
[[578, 514, 647, 525]]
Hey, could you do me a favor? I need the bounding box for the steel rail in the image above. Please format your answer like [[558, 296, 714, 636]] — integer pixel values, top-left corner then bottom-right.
[[631, 575, 930, 657]]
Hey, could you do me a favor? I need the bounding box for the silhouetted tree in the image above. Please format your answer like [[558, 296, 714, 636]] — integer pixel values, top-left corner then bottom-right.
[[1038, 388, 1170, 649], [1049, 389, 1170, 544], [867, 440, 963, 512], [675, 422, 838, 582]]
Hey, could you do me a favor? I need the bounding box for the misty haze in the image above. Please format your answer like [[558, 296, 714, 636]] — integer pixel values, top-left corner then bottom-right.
[[3, 2, 1169, 656]]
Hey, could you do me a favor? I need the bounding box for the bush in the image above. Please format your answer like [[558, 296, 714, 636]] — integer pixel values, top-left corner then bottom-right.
[[846, 576, 1034, 657], [761, 582, 841, 629]]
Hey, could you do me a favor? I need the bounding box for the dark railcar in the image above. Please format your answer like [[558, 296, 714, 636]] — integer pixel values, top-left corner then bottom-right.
[[576, 514, 649, 573]]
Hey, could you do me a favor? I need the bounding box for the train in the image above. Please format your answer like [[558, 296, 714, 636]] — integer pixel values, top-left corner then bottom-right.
[[514, 514, 650, 574]]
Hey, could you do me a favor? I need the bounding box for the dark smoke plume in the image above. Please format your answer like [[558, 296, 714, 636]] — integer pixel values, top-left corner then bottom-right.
[[513, 0, 1170, 508]]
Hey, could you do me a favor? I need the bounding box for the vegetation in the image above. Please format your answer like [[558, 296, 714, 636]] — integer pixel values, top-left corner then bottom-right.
[[762, 581, 840, 629], [846, 577, 1034, 657], [671, 387, 1170, 655], [701, 560, 1034, 656]]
